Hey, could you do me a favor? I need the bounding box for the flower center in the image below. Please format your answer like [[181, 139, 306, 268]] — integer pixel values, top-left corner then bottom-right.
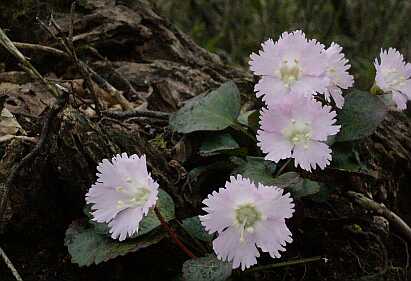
[[116, 177, 151, 209], [279, 59, 300, 87], [235, 203, 262, 241], [383, 68, 407, 89], [327, 68, 338, 84], [282, 119, 312, 148]]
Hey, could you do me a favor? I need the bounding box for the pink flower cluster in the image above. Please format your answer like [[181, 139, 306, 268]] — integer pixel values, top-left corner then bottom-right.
[[250, 30, 352, 171], [250, 31, 411, 172], [83, 31, 411, 273]]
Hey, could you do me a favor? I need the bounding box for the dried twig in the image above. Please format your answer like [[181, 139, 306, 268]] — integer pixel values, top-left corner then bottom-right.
[[83, 63, 133, 110], [0, 28, 60, 98], [36, 16, 133, 111], [0, 135, 37, 144], [347, 191, 411, 242], [103, 109, 170, 119], [0, 245, 24, 281], [12, 42, 68, 58], [112, 67, 148, 109], [48, 14, 103, 115], [84, 45, 148, 108], [246, 256, 324, 273]]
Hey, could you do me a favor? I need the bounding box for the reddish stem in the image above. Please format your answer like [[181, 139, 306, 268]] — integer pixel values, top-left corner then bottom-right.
[[154, 206, 196, 259]]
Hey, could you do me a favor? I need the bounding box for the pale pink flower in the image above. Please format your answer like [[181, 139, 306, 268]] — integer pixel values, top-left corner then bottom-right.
[[249, 30, 329, 106], [374, 48, 411, 110], [322, 43, 354, 108], [200, 175, 294, 270], [257, 95, 340, 171], [86, 153, 159, 241]]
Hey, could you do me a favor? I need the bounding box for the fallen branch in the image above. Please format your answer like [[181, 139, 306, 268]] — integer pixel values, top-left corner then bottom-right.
[[103, 109, 170, 119], [347, 191, 411, 242], [0, 245, 24, 281], [12, 42, 68, 58]]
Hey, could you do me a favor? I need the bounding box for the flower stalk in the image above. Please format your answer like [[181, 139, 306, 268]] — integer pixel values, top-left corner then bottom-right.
[[154, 206, 197, 259], [246, 256, 323, 272]]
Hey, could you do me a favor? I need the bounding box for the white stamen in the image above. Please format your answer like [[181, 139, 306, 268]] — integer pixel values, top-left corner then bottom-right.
[[239, 219, 247, 243], [125, 177, 133, 183], [282, 119, 312, 146], [117, 200, 125, 209], [246, 226, 255, 233], [279, 60, 301, 87]]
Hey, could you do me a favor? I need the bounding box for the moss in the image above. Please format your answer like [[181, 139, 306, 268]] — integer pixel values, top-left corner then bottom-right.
[[148, 133, 168, 150]]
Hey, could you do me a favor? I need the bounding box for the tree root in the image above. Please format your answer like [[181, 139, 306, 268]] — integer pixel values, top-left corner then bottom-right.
[[0, 245, 23, 281], [347, 191, 411, 242], [0, 93, 68, 220]]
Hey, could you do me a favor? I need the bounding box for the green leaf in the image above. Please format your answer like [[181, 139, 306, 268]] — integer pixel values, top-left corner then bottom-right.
[[199, 133, 240, 156], [137, 189, 175, 237], [237, 110, 259, 131], [65, 221, 165, 267], [272, 172, 320, 198], [331, 142, 363, 172], [289, 179, 321, 198], [231, 156, 276, 185], [271, 172, 302, 188], [182, 254, 232, 281], [336, 90, 388, 142], [181, 216, 213, 242], [309, 184, 335, 203], [91, 220, 109, 235], [187, 161, 235, 188], [83, 205, 109, 235], [172, 275, 184, 281], [169, 81, 241, 133]]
